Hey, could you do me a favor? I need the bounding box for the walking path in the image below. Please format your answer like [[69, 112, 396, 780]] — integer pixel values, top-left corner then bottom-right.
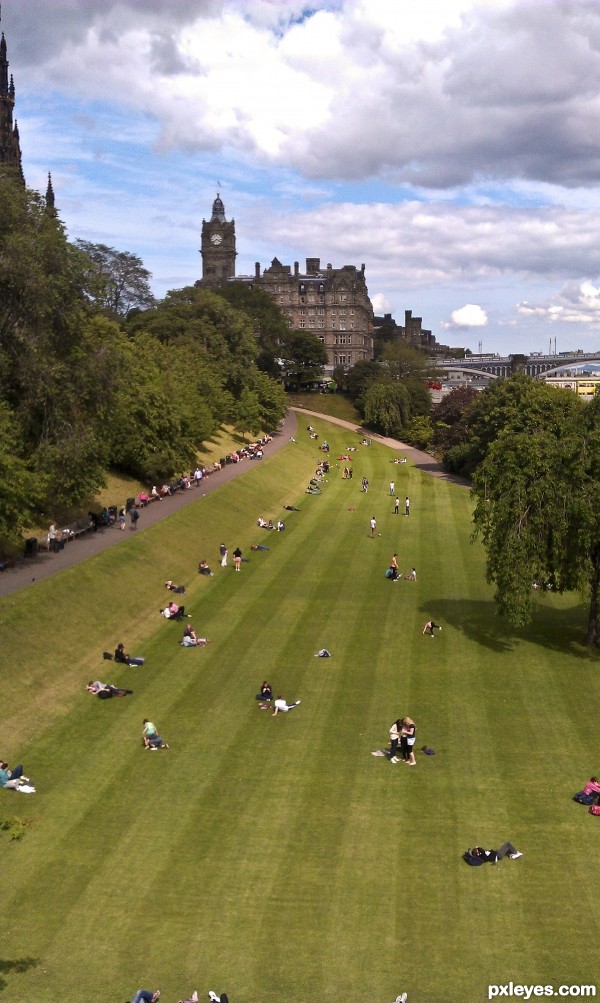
[[0, 406, 468, 599], [292, 406, 470, 487], [0, 412, 298, 598]]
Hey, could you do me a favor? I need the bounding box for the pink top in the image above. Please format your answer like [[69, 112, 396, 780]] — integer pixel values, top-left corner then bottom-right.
[[583, 780, 600, 795]]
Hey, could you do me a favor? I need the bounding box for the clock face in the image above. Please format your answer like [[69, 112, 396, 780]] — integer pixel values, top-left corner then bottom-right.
[[211, 233, 222, 245]]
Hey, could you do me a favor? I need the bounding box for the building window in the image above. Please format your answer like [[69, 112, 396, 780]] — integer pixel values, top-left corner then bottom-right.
[[309, 319, 315, 327], [340, 322, 346, 331], [319, 336, 325, 344], [318, 307, 324, 315], [300, 308, 306, 315], [299, 321, 305, 328], [318, 320, 324, 329]]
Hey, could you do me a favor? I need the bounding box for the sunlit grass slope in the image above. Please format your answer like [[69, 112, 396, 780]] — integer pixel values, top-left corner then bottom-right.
[[1, 418, 599, 1003]]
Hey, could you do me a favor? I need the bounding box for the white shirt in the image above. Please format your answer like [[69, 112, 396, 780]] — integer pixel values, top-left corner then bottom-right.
[[274, 698, 289, 712]]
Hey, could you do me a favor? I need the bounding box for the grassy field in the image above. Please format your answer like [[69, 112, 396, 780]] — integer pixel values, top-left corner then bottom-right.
[[286, 392, 361, 424], [2, 418, 600, 1003]]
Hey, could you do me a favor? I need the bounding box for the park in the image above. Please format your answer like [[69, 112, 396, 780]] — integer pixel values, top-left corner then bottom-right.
[[1, 412, 599, 1003]]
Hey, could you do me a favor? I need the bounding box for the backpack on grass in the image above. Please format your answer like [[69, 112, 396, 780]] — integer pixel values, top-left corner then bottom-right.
[[589, 804, 600, 816]]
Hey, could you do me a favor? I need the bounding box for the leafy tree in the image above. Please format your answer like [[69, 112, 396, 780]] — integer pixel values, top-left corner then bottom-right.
[[279, 330, 328, 389], [74, 240, 155, 318], [362, 382, 412, 437], [431, 386, 480, 453], [341, 360, 382, 398], [470, 381, 600, 645], [233, 388, 263, 439], [405, 415, 434, 450], [0, 402, 39, 548], [213, 282, 288, 376]]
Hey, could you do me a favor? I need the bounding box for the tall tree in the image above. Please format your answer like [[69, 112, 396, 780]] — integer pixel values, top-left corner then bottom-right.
[[74, 240, 156, 318], [279, 330, 328, 389], [470, 378, 600, 645]]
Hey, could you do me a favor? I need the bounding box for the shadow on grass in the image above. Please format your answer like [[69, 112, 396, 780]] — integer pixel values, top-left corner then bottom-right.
[[423, 597, 599, 659], [0, 957, 39, 992]]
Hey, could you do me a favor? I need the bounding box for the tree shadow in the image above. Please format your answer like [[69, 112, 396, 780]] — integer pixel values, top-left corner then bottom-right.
[[0, 957, 39, 992], [423, 597, 598, 659]]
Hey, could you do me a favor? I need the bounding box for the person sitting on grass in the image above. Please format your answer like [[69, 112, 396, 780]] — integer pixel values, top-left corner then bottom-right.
[[114, 643, 145, 666], [198, 561, 214, 576], [464, 842, 522, 865], [142, 720, 169, 750], [181, 625, 210, 647], [0, 761, 35, 793], [256, 681, 273, 706], [86, 680, 133, 698], [161, 602, 187, 620], [583, 776, 600, 797], [272, 695, 301, 716]]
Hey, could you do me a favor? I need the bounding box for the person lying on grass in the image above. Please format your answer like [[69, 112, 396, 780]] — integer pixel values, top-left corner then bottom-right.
[[464, 842, 522, 864], [164, 580, 185, 594], [86, 680, 133, 698], [272, 696, 301, 716]]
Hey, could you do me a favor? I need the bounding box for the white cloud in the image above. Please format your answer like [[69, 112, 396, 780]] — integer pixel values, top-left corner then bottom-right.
[[445, 304, 489, 328], [9, 0, 600, 189], [371, 293, 393, 315], [518, 281, 600, 328]]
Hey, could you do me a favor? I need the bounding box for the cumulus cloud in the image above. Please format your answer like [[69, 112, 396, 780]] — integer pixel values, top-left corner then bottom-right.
[[518, 280, 600, 327], [445, 304, 488, 329], [6, 0, 600, 189], [371, 292, 393, 315]]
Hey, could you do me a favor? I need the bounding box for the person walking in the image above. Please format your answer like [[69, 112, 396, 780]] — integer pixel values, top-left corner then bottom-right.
[[405, 496, 410, 517], [118, 507, 126, 531], [219, 543, 228, 567], [129, 506, 140, 531], [394, 496, 399, 515], [370, 515, 377, 538], [390, 553, 399, 580]]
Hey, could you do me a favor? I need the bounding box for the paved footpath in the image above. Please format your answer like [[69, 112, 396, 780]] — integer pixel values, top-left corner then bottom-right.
[[0, 406, 467, 599]]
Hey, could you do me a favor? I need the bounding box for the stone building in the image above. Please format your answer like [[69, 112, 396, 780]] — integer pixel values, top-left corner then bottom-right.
[[199, 194, 237, 287], [241, 256, 374, 371]]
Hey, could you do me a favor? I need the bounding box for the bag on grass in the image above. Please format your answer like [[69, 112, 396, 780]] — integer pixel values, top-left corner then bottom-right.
[[463, 851, 485, 866], [573, 791, 595, 805], [589, 804, 600, 815], [103, 651, 113, 661]]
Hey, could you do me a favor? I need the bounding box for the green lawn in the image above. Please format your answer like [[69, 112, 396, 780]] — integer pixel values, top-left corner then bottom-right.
[[2, 418, 599, 1003]]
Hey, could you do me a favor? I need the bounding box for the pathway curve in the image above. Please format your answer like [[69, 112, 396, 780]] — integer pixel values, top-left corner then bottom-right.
[[0, 411, 299, 599], [292, 406, 470, 487]]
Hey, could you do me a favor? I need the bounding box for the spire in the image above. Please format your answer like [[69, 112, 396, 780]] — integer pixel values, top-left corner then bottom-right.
[[45, 171, 55, 212], [0, 32, 8, 95], [0, 21, 24, 183], [211, 193, 226, 223]]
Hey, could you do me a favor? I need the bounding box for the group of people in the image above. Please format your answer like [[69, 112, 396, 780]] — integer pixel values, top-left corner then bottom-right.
[[389, 717, 417, 765], [386, 555, 417, 582], [255, 681, 301, 717]]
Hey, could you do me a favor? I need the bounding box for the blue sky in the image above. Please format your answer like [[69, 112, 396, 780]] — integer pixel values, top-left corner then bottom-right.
[[6, 0, 600, 355]]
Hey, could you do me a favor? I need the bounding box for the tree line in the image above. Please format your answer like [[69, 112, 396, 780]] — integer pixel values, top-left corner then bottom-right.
[[0, 172, 299, 549]]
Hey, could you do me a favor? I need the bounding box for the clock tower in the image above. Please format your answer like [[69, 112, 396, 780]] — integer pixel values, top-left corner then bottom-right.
[[200, 193, 236, 286]]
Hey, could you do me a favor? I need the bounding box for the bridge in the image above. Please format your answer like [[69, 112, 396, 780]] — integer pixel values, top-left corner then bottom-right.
[[434, 351, 600, 381]]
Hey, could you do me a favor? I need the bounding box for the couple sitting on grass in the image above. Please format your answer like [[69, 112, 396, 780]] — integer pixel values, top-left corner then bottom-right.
[[181, 624, 210, 647]]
